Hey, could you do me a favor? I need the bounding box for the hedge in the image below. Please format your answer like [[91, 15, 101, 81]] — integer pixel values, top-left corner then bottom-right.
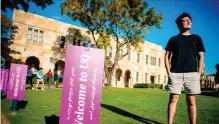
[[133, 83, 163, 89]]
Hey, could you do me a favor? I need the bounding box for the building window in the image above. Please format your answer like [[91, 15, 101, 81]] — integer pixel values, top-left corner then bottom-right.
[[33, 29, 38, 42], [137, 53, 140, 63], [158, 75, 160, 83], [39, 31, 44, 44], [150, 56, 156, 66], [150, 75, 155, 84], [27, 27, 44, 44], [146, 55, 148, 64], [128, 52, 131, 61], [136, 72, 139, 82], [145, 73, 147, 83], [159, 58, 161, 67], [27, 28, 32, 41]]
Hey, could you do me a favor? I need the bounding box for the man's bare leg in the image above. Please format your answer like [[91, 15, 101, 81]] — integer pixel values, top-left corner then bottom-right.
[[41, 80, 45, 90], [186, 95, 196, 124], [36, 80, 39, 90], [168, 93, 180, 124]]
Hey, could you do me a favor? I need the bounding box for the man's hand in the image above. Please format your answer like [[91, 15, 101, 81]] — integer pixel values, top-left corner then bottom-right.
[[165, 51, 171, 75], [198, 52, 204, 76], [199, 69, 203, 74]]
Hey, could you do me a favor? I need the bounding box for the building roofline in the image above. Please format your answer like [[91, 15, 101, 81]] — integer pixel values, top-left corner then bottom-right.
[[13, 9, 88, 31], [13, 9, 164, 50]]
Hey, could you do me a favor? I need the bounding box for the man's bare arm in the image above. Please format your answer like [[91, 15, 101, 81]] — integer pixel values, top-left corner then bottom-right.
[[165, 51, 171, 74], [198, 52, 204, 74]]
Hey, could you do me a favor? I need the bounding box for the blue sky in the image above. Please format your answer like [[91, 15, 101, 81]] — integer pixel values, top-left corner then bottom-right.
[[4, 0, 219, 74]]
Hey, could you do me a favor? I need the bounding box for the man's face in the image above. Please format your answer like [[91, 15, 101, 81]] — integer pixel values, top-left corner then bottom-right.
[[180, 17, 192, 29]]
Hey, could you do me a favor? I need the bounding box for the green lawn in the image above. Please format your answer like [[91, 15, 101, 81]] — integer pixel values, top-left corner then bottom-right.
[[1, 87, 219, 124]]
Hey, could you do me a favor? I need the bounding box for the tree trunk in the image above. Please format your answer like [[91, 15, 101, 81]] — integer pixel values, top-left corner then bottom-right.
[[103, 43, 123, 89], [104, 48, 110, 88], [105, 65, 116, 89], [106, 72, 112, 88], [105, 50, 120, 88]]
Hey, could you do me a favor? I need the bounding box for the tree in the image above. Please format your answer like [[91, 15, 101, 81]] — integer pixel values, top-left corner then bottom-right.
[[61, 0, 163, 87], [1, 0, 54, 12], [50, 28, 90, 63], [66, 28, 83, 46], [216, 64, 219, 70], [1, 0, 54, 38], [216, 63, 219, 78], [1, 15, 11, 38]]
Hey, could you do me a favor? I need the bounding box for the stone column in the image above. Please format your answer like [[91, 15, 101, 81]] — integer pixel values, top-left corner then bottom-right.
[[120, 75, 124, 88], [129, 76, 132, 88]]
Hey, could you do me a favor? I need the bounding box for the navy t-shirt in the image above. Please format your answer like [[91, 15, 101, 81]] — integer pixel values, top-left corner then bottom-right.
[[165, 34, 206, 73]]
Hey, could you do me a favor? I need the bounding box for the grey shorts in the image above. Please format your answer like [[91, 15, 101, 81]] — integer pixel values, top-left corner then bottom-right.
[[167, 72, 201, 95]]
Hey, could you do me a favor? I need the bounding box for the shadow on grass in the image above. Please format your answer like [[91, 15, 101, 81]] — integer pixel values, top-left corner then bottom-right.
[[181, 89, 219, 97], [18, 101, 28, 109], [180, 90, 219, 97], [101, 104, 162, 124], [8, 100, 28, 112], [1, 92, 6, 99], [45, 115, 59, 124], [199, 90, 219, 97]]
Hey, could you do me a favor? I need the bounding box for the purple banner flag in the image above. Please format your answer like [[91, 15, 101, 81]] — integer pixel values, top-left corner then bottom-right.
[[7, 64, 28, 101], [59, 46, 105, 124], [1, 69, 10, 92]]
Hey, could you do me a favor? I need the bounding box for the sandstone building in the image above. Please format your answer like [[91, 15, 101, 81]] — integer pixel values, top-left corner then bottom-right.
[[7, 9, 168, 88]]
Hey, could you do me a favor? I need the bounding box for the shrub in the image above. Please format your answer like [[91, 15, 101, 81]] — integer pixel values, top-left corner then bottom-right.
[[134, 83, 162, 89]]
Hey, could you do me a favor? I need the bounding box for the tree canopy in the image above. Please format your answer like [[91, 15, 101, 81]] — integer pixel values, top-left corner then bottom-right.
[[2, 0, 54, 12], [61, 0, 163, 86], [1, 15, 11, 38], [1, 0, 54, 38]]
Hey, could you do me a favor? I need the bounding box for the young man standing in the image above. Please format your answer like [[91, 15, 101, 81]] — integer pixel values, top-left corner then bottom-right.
[[46, 69, 53, 88], [36, 68, 45, 90], [27, 66, 35, 90], [165, 12, 205, 124]]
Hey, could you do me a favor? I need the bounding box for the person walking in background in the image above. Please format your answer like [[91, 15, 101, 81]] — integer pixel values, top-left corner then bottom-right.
[[36, 68, 45, 90], [58, 72, 63, 83], [57, 70, 63, 88], [54, 70, 58, 88], [165, 12, 205, 124], [27, 66, 35, 90], [46, 69, 52, 88]]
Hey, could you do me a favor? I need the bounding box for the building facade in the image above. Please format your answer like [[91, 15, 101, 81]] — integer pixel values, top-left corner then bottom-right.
[[8, 9, 168, 88]]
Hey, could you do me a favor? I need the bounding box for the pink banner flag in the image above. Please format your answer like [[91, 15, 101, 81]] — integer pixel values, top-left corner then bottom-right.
[[59, 46, 105, 124], [1, 69, 9, 92], [7, 64, 28, 101]]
